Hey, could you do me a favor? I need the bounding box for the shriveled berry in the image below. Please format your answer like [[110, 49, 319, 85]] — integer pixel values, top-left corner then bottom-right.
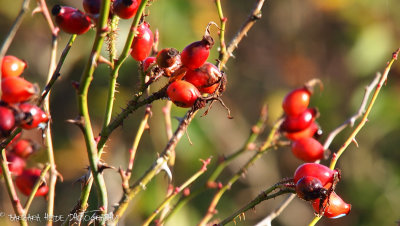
[[295, 176, 327, 201], [17, 103, 49, 130], [113, 0, 140, 19], [0, 106, 16, 137], [181, 35, 214, 70], [130, 22, 154, 61], [1, 55, 27, 78], [184, 62, 222, 94], [294, 163, 338, 188], [15, 168, 49, 197], [281, 108, 317, 133], [312, 191, 351, 218], [52, 5, 92, 35], [167, 80, 200, 108], [291, 137, 325, 162], [1, 77, 37, 103], [282, 87, 311, 116]]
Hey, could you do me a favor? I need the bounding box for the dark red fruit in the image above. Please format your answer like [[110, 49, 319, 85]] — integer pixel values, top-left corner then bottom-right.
[[184, 62, 222, 94], [1, 55, 27, 78], [17, 103, 49, 130], [113, 0, 140, 19], [291, 137, 325, 162], [52, 5, 92, 35], [294, 163, 338, 188], [0, 154, 26, 176], [15, 168, 49, 197], [142, 57, 156, 73], [156, 48, 183, 77], [0, 106, 16, 136], [295, 176, 328, 201], [181, 35, 214, 70], [11, 139, 38, 158], [312, 191, 351, 218], [167, 80, 201, 108], [282, 87, 311, 116], [130, 22, 154, 61], [281, 108, 317, 133], [83, 0, 101, 14], [1, 77, 37, 104], [284, 121, 320, 141]]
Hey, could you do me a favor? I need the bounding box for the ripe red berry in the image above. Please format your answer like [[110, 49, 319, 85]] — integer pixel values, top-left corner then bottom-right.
[[130, 22, 154, 61], [1, 77, 37, 104], [295, 176, 328, 201], [312, 191, 351, 218], [291, 137, 325, 162], [83, 0, 101, 14], [52, 5, 92, 35], [284, 121, 320, 141], [294, 163, 338, 188], [184, 62, 222, 94], [15, 168, 49, 197], [17, 103, 49, 130], [181, 35, 214, 70], [11, 139, 38, 158], [281, 108, 317, 133], [167, 80, 201, 108], [113, 0, 140, 19], [0, 154, 26, 176], [0, 106, 16, 137], [1, 55, 27, 78], [282, 87, 311, 116]]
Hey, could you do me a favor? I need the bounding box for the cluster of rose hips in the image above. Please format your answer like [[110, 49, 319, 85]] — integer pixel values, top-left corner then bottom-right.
[[280, 83, 351, 219], [280, 83, 326, 162], [52, 0, 143, 35], [1, 56, 50, 197]]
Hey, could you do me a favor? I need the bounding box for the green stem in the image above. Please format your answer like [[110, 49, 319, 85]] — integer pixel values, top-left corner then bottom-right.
[[215, 0, 227, 67], [24, 164, 51, 212]]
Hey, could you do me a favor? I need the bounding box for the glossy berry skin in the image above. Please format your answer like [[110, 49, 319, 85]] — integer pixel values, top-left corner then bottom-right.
[[12, 139, 37, 158], [1, 77, 37, 103], [83, 0, 101, 14], [15, 168, 49, 197], [184, 62, 222, 94], [130, 22, 154, 61], [312, 191, 351, 218], [1, 55, 27, 78], [181, 36, 214, 70], [0, 106, 16, 136], [285, 121, 320, 141], [113, 0, 140, 19], [294, 163, 338, 188], [167, 80, 200, 108], [291, 137, 325, 162], [295, 176, 327, 201], [142, 57, 156, 73], [18, 103, 49, 130], [282, 88, 311, 116], [0, 154, 26, 176], [52, 5, 92, 35], [281, 108, 317, 133]]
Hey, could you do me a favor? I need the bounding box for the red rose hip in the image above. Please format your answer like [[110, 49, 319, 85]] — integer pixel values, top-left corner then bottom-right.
[[17, 103, 49, 130], [184, 62, 222, 94], [282, 87, 311, 116], [312, 191, 351, 218], [167, 80, 200, 108], [294, 163, 338, 188], [1, 55, 27, 78], [113, 0, 141, 19], [15, 168, 49, 197], [1, 77, 37, 103], [181, 35, 214, 70], [130, 22, 154, 61], [291, 137, 325, 162], [52, 5, 92, 35]]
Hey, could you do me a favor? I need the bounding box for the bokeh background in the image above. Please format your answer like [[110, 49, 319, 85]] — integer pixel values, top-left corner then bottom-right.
[[1, 0, 400, 225]]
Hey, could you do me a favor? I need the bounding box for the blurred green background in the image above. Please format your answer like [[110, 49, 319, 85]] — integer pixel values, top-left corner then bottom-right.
[[1, 0, 400, 225]]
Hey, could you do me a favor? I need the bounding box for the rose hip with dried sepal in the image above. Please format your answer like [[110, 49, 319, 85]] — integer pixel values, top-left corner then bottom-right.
[[52, 5, 92, 35], [130, 22, 154, 61], [294, 163, 339, 188], [17, 103, 49, 130], [312, 191, 351, 218], [156, 48, 182, 77], [295, 176, 328, 201], [181, 23, 215, 70], [1, 55, 27, 78], [15, 168, 49, 197]]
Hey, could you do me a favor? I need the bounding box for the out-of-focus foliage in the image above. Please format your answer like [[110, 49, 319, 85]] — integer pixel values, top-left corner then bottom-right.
[[1, 0, 400, 225]]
